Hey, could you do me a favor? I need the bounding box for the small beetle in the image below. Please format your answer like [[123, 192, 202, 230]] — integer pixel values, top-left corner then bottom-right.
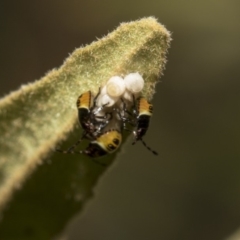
[[119, 96, 158, 155], [56, 112, 122, 163], [81, 129, 122, 158], [132, 97, 153, 141], [76, 90, 111, 139]]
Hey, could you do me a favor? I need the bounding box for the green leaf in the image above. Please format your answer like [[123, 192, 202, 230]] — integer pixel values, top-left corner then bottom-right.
[[0, 17, 171, 239]]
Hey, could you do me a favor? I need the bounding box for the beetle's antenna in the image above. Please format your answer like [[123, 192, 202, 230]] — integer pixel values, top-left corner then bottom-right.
[[141, 138, 158, 155], [55, 142, 106, 166], [132, 137, 158, 156], [55, 135, 85, 154], [58, 149, 107, 166]]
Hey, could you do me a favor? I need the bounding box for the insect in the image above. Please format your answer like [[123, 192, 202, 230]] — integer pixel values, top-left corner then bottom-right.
[[56, 88, 122, 163], [119, 96, 158, 155], [76, 90, 111, 139], [56, 113, 122, 163], [80, 129, 122, 158], [56, 129, 122, 158]]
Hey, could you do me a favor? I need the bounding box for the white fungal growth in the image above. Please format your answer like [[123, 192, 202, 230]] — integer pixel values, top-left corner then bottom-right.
[[122, 90, 133, 102], [124, 73, 144, 93], [99, 94, 117, 107], [97, 73, 145, 108], [96, 86, 118, 107], [106, 76, 125, 97]]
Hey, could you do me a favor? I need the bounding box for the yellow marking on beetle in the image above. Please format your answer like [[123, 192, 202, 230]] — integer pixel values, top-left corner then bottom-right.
[[138, 97, 153, 116], [76, 91, 92, 109], [94, 130, 122, 153]]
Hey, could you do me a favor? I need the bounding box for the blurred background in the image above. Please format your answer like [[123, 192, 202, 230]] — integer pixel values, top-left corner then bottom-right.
[[1, 1, 240, 240]]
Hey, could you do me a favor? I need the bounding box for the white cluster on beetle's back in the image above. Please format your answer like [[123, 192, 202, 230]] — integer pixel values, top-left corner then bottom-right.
[[97, 73, 144, 107]]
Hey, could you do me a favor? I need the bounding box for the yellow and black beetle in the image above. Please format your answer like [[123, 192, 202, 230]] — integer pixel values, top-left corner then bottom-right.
[[56, 92, 123, 163], [76, 90, 111, 139], [56, 113, 122, 164], [81, 128, 122, 158], [119, 96, 158, 155]]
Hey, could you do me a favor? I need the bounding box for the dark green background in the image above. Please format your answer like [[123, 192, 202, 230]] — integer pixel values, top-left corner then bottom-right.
[[1, 1, 240, 240]]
